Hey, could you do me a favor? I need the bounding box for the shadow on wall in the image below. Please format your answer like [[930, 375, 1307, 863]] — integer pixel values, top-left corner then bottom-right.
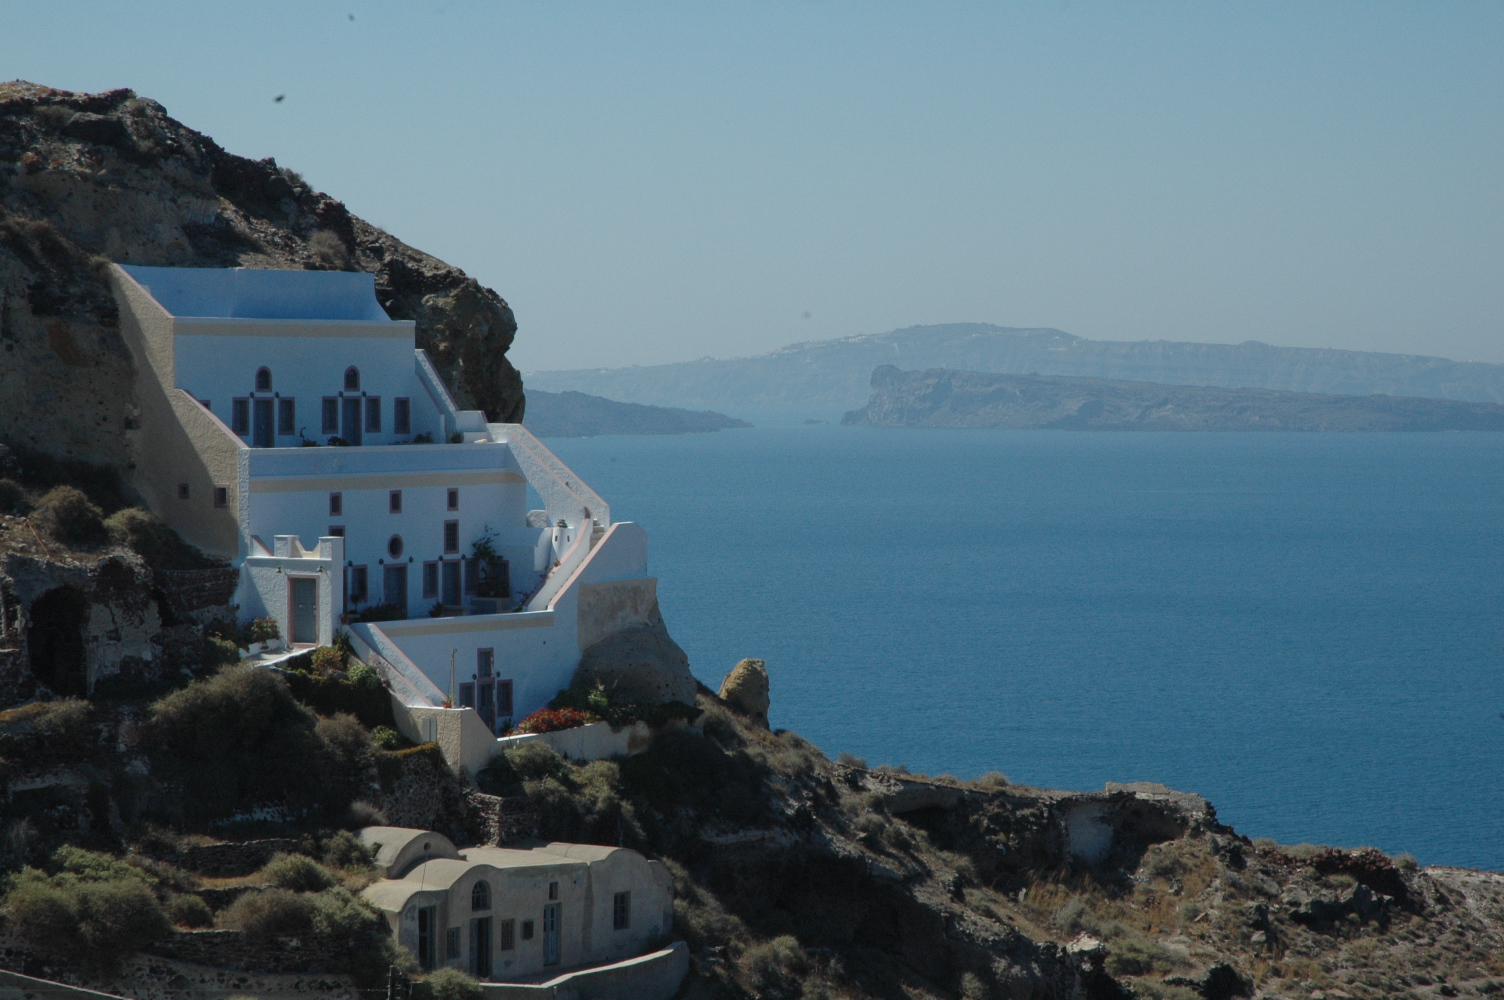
[[27, 586, 87, 697]]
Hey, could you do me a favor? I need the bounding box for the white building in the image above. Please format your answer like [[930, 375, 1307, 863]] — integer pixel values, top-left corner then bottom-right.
[[111, 265, 663, 739], [357, 827, 676, 981]]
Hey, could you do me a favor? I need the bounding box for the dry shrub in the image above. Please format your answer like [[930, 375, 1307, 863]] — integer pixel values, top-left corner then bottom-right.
[[219, 887, 314, 940], [976, 770, 1010, 788], [322, 829, 375, 871], [310, 230, 352, 270], [741, 935, 810, 1000], [103, 506, 212, 569], [166, 893, 214, 928], [32, 485, 106, 546], [415, 968, 484, 1000], [261, 852, 336, 892]]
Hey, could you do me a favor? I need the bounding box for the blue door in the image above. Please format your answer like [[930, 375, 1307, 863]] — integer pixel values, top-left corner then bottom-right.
[[253, 398, 274, 448], [341, 397, 363, 445]]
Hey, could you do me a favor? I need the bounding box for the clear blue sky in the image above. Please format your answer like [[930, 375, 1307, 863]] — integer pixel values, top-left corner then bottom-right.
[[5, 2, 1501, 370]]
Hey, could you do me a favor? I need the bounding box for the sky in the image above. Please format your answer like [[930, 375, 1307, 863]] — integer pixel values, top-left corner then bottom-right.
[[4, 2, 1501, 371]]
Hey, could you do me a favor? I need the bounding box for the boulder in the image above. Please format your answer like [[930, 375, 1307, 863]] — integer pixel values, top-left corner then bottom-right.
[[573, 615, 696, 705], [718, 658, 770, 728]]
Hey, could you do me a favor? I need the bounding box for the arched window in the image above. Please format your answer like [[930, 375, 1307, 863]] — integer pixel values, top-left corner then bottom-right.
[[387, 535, 404, 560], [255, 367, 272, 392], [344, 366, 360, 392], [471, 880, 490, 911]]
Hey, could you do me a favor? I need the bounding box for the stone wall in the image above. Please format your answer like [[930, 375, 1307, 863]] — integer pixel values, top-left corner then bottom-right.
[[375, 745, 482, 845], [467, 790, 540, 846], [156, 567, 238, 619], [148, 930, 345, 974], [176, 838, 307, 877]]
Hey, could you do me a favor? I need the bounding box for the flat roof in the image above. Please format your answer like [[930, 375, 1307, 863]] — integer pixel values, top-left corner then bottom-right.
[[118, 264, 394, 322]]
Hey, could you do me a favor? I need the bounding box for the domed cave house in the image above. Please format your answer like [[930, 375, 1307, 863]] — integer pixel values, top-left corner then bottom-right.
[[104, 264, 694, 770], [356, 827, 681, 986]]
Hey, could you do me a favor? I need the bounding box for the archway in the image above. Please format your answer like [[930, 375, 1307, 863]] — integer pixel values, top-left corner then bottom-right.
[[27, 586, 88, 698]]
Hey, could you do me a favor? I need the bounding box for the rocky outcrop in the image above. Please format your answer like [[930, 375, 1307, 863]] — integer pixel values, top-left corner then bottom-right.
[[573, 611, 696, 705], [844, 365, 1504, 432], [717, 657, 770, 727], [0, 82, 523, 470]]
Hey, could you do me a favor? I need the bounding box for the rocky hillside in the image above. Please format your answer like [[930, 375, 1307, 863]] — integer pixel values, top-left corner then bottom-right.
[[524, 389, 750, 438], [527, 323, 1504, 409], [0, 81, 524, 469], [844, 366, 1504, 432]]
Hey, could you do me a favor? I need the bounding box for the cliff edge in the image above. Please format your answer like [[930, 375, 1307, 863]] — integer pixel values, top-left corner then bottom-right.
[[0, 81, 524, 469]]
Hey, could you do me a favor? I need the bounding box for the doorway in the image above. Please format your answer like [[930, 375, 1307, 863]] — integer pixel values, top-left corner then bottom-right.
[[253, 398, 274, 448], [289, 577, 318, 645], [542, 903, 560, 966], [470, 916, 492, 979], [341, 397, 363, 445], [27, 586, 88, 697], [383, 565, 407, 617], [416, 905, 436, 970]]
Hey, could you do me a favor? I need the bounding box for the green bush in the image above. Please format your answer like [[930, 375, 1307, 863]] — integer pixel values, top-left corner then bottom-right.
[[309, 645, 346, 674], [103, 507, 214, 569], [207, 635, 243, 666], [133, 666, 354, 824], [32, 485, 106, 547], [244, 617, 281, 644], [547, 681, 701, 731], [166, 893, 214, 928], [261, 852, 336, 892], [283, 667, 395, 730], [2, 851, 170, 975], [369, 725, 406, 750], [322, 830, 375, 871], [218, 887, 314, 940], [348, 660, 381, 690], [416, 968, 484, 1000]]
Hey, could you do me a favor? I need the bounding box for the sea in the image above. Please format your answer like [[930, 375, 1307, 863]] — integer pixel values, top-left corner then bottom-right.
[[539, 411, 1504, 870]]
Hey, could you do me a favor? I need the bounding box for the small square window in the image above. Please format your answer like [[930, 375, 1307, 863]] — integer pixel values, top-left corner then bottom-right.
[[329, 492, 342, 516], [231, 398, 250, 435], [212, 485, 228, 509], [613, 891, 631, 930], [548, 881, 558, 901], [365, 396, 381, 433], [445, 927, 460, 960], [389, 490, 402, 514], [322, 397, 339, 434], [277, 397, 296, 435], [177, 483, 190, 501], [447, 488, 459, 511], [329, 525, 345, 538], [394, 398, 411, 435], [521, 920, 535, 941], [500, 919, 515, 951], [444, 520, 459, 554]]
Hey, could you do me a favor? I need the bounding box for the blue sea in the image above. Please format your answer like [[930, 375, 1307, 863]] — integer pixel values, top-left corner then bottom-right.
[[540, 417, 1504, 870]]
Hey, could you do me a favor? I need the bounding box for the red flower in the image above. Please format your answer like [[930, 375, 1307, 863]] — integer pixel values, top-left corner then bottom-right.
[[515, 706, 599, 734]]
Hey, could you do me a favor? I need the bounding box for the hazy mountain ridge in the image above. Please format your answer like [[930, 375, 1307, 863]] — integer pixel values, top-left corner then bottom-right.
[[528, 323, 1504, 409], [522, 389, 750, 438], [844, 366, 1504, 432]]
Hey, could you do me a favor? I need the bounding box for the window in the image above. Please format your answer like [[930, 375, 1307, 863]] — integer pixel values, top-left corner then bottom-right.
[[447, 488, 459, 511], [278, 397, 296, 435], [444, 520, 460, 554], [328, 525, 345, 538], [423, 561, 439, 599], [344, 366, 360, 391], [471, 880, 490, 911], [445, 927, 460, 960], [548, 881, 558, 901], [477, 649, 493, 678], [389, 490, 402, 514], [365, 396, 381, 433], [388, 535, 404, 560], [232, 398, 250, 434], [213, 485, 228, 509], [329, 492, 342, 516], [177, 483, 190, 500], [417, 906, 436, 971], [322, 397, 339, 434], [497, 680, 513, 718], [394, 398, 411, 435], [521, 920, 534, 941], [459, 682, 474, 708], [349, 566, 368, 604], [442, 560, 461, 607], [613, 891, 631, 930], [255, 367, 272, 392], [499, 919, 515, 951]]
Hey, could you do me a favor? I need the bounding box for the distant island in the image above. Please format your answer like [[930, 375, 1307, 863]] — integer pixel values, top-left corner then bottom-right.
[[527, 323, 1504, 409], [523, 388, 750, 437], [843, 365, 1504, 432]]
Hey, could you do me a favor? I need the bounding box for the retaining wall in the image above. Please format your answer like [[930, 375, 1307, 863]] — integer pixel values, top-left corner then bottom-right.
[[477, 942, 689, 1000]]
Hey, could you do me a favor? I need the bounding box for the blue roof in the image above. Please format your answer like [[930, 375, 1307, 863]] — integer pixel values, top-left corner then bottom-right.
[[119, 265, 393, 322]]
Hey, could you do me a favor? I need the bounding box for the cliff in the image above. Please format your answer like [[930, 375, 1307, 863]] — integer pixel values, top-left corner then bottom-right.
[[523, 389, 751, 438], [844, 365, 1504, 432], [0, 81, 524, 470], [527, 322, 1504, 409]]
